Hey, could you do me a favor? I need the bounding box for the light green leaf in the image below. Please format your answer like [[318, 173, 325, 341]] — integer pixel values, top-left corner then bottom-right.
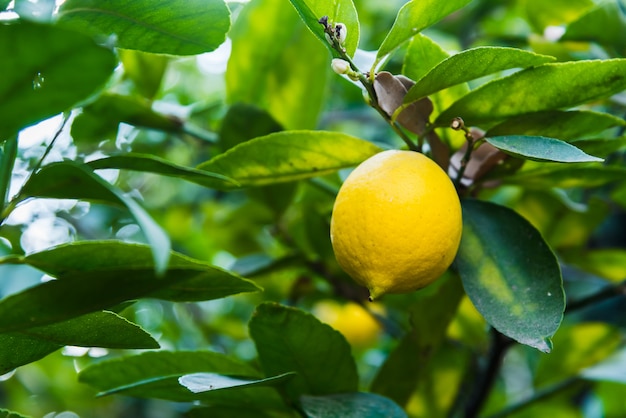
[[375, 0, 472, 65], [287, 0, 360, 57], [18, 161, 171, 274], [485, 135, 603, 162], [502, 164, 626, 189], [87, 154, 238, 189], [403, 47, 554, 105], [436, 59, 626, 126], [57, 0, 230, 55], [300, 393, 407, 418], [0, 21, 116, 138], [486, 110, 626, 141], [227, 0, 328, 129], [249, 302, 358, 400], [0, 409, 30, 418], [179, 372, 295, 393], [197, 131, 382, 188], [581, 348, 626, 384], [118, 49, 169, 100], [456, 199, 564, 352], [402, 34, 449, 82]]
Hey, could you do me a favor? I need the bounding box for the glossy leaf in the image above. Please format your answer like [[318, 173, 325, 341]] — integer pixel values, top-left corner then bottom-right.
[[179, 372, 295, 393], [87, 154, 238, 189], [485, 135, 603, 162], [0, 21, 116, 138], [0, 311, 158, 374], [227, 0, 328, 129], [300, 393, 407, 418], [456, 199, 564, 352], [249, 302, 358, 400], [0, 242, 260, 331], [486, 110, 626, 141], [375, 0, 472, 65], [197, 131, 382, 188], [502, 164, 626, 189], [57, 0, 230, 55], [436, 59, 626, 126], [18, 161, 171, 274], [288, 0, 360, 57], [404, 47, 554, 104]]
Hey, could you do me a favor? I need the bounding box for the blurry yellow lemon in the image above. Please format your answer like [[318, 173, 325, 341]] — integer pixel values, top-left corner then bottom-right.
[[313, 300, 382, 348], [330, 150, 462, 300]]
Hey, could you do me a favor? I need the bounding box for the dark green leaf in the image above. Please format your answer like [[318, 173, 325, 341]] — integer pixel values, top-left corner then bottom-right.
[[300, 393, 407, 418], [179, 372, 295, 393], [562, 2, 626, 52], [0, 1, 10, 10], [403, 47, 554, 104], [0, 21, 116, 138], [58, 0, 230, 55], [486, 110, 626, 141], [485, 135, 603, 162], [19, 161, 171, 274], [227, 0, 329, 129], [436, 59, 626, 126], [0, 242, 259, 331], [219, 103, 283, 151], [287, 0, 360, 57], [0, 311, 158, 374], [456, 199, 564, 352], [197, 131, 381, 188], [87, 154, 238, 189], [0, 409, 30, 418], [502, 164, 626, 189], [188, 405, 297, 418], [249, 302, 358, 400], [570, 137, 626, 159], [375, 0, 472, 64]]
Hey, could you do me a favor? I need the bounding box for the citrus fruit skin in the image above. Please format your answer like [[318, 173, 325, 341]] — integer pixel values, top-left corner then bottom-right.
[[330, 150, 462, 300], [313, 300, 382, 348]]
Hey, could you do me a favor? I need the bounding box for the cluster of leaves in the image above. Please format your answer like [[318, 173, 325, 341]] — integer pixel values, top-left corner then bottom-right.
[[1, 0, 626, 417]]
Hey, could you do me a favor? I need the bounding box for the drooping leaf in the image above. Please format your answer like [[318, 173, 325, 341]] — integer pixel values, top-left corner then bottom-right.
[[404, 47, 554, 105], [227, 0, 329, 129], [87, 154, 238, 189], [18, 161, 171, 274], [300, 393, 407, 418], [197, 131, 382, 188], [179, 372, 295, 393], [249, 302, 359, 400], [0, 20, 116, 138], [486, 110, 626, 141], [455, 199, 565, 352], [57, 0, 230, 55], [501, 164, 626, 189], [485, 135, 603, 162], [0, 241, 260, 332], [436, 59, 626, 126], [287, 0, 360, 57], [0, 311, 158, 374], [375, 0, 472, 66]]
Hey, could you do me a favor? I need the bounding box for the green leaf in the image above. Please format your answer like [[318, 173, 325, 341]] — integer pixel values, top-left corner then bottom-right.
[[19, 161, 171, 274], [570, 137, 626, 159], [0, 21, 116, 138], [57, 0, 230, 55], [118, 50, 169, 100], [561, 1, 626, 52], [402, 34, 449, 82], [403, 47, 555, 104], [79, 351, 260, 401], [197, 131, 382, 188], [456, 199, 564, 352], [436, 59, 626, 126], [188, 405, 297, 418], [485, 135, 603, 162], [87, 154, 238, 189], [249, 302, 359, 400], [375, 0, 472, 65], [179, 372, 295, 393], [0, 241, 260, 331], [300, 393, 407, 418], [227, 0, 329, 129], [0, 311, 158, 374], [287, 0, 360, 57], [219, 103, 283, 151], [522, 0, 593, 32], [486, 110, 626, 141], [0, 409, 30, 418], [502, 164, 626, 189], [581, 347, 626, 384]]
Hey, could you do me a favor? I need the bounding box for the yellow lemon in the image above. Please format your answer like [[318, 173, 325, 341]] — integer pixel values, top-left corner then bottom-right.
[[330, 150, 462, 300], [313, 299, 382, 348]]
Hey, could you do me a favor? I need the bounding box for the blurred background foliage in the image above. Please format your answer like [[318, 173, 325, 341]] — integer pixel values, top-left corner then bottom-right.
[[1, 0, 626, 417]]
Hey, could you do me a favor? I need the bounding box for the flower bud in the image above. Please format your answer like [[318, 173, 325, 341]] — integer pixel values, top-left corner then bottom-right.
[[331, 58, 351, 75], [334, 23, 347, 46]]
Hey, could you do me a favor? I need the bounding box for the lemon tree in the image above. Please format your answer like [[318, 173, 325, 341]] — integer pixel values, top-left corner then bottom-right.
[[1, 0, 626, 417]]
